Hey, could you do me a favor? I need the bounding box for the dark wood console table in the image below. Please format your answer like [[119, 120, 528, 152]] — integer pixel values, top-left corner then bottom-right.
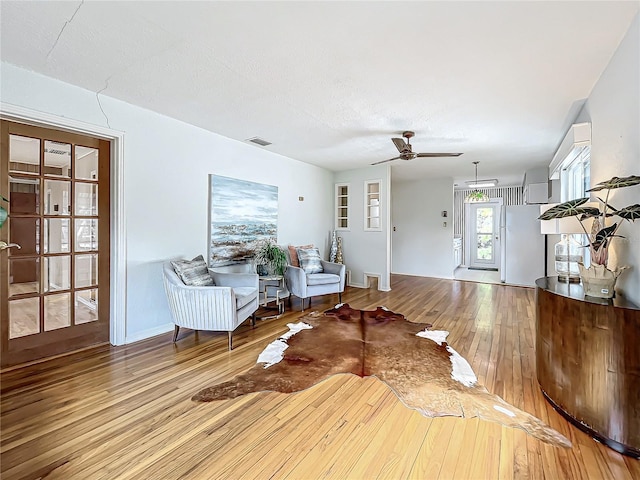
[[535, 277, 640, 458]]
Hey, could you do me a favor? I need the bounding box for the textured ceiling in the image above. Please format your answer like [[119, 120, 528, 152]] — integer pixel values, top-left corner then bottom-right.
[[1, 1, 638, 186]]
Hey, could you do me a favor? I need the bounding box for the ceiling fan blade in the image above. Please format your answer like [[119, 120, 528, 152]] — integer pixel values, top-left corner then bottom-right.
[[371, 156, 402, 165], [416, 152, 464, 157], [391, 138, 408, 153]]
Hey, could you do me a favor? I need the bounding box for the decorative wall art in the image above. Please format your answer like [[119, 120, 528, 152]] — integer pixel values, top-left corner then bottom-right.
[[209, 175, 278, 266]]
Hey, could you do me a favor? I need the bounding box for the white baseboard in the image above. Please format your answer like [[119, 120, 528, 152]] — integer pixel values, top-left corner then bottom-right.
[[125, 322, 174, 344], [347, 282, 391, 292], [390, 271, 454, 280], [347, 271, 391, 292]]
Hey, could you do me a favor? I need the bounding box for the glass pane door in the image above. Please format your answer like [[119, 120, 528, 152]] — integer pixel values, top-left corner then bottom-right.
[[1, 120, 110, 368], [476, 207, 494, 261], [469, 203, 500, 270]]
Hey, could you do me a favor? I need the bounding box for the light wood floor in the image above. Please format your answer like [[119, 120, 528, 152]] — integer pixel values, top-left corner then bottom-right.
[[1, 275, 638, 479]]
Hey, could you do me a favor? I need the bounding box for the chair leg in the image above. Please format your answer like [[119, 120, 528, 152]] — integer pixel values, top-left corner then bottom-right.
[[301, 297, 311, 312], [251, 313, 256, 328], [339, 292, 342, 303], [173, 325, 180, 343], [228, 331, 233, 350]]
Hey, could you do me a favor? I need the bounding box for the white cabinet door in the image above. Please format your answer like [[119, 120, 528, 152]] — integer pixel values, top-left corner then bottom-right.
[[525, 182, 548, 204]]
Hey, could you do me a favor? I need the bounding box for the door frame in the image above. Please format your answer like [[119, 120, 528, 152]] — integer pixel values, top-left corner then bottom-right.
[[464, 199, 502, 269], [1, 102, 127, 347]]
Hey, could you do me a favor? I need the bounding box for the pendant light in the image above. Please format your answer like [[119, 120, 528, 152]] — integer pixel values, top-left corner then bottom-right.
[[465, 162, 490, 203]]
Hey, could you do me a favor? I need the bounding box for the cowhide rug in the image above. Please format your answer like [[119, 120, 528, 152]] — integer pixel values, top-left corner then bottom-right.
[[193, 304, 571, 448]]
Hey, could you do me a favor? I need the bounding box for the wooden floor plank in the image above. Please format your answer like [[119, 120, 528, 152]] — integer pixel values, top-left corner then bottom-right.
[[1, 275, 637, 479]]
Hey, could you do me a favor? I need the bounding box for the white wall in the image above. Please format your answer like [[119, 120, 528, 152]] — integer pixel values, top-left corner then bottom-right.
[[392, 178, 454, 279], [574, 13, 640, 305], [333, 165, 391, 291], [1, 62, 334, 341]]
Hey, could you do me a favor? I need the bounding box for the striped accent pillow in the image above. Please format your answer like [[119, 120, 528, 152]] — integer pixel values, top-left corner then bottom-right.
[[288, 244, 313, 267], [297, 247, 324, 274], [171, 255, 215, 286]]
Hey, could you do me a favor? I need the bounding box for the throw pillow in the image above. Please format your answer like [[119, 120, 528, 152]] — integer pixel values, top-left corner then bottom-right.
[[171, 255, 215, 286], [288, 244, 313, 267], [297, 247, 324, 274]]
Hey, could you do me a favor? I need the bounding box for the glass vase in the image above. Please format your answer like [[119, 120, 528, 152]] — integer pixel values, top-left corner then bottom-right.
[[554, 234, 583, 282]]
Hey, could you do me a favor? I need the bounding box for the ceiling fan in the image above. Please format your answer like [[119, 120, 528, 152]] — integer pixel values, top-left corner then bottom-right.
[[371, 131, 463, 165]]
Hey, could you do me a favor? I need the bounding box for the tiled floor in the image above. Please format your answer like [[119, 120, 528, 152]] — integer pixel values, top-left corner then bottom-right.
[[454, 266, 502, 285]]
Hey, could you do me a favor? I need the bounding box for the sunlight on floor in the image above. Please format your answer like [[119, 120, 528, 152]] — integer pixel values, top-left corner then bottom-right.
[[454, 266, 501, 285]]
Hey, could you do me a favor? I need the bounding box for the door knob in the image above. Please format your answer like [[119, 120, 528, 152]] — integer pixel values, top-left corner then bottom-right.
[[0, 241, 21, 251]]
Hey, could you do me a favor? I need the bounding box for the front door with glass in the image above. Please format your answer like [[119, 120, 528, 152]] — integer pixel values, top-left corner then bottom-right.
[[469, 203, 500, 270]]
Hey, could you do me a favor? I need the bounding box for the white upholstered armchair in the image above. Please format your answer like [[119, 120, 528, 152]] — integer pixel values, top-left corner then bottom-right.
[[162, 262, 259, 350], [284, 247, 345, 311]]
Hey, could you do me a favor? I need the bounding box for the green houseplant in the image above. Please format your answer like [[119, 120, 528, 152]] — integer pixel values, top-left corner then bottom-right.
[[538, 174, 640, 298], [0, 195, 21, 251], [0, 195, 7, 228], [1, 195, 9, 250], [253, 239, 287, 276]]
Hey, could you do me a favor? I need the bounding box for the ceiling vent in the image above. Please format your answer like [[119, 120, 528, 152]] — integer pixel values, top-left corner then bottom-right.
[[246, 137, 272, 147]]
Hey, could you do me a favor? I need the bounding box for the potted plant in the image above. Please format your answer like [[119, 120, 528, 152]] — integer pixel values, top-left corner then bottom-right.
[[253, 239, 287, 276], [538, 174, 640, 298], [0, 195, 21, 251], [0, 195, 7, 228]]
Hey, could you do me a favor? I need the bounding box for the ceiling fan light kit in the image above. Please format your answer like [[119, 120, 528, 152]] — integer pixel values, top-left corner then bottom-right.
[[371, 131, 463, 165]]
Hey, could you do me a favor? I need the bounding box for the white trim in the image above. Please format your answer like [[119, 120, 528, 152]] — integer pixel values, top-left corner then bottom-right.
[[549, 122, 591, 180], [382, 168, 391, 291], [125, 323, 174, 345], [364, 272, 380, 289], [1, 102, 127, 346], [390, 271, 455, 281], [347, 272, 392, 291]]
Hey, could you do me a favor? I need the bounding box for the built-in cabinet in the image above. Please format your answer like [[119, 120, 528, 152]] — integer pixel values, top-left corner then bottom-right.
[[453, 237, 462, 268], [535, 277, 640, 458], [364, 180, 381, 231], [522, 167, 549, 205], [335, 183, 349, 230], [524, 182, 548, 204]]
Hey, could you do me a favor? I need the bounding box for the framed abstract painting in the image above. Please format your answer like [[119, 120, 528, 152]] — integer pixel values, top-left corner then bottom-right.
[[208, 175, 278, 267]]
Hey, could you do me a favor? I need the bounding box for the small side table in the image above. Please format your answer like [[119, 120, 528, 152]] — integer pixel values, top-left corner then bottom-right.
[[256, 275, 290, 320]]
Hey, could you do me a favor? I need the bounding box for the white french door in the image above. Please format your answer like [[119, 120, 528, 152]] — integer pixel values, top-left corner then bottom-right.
[[468, 203, 500, 270]]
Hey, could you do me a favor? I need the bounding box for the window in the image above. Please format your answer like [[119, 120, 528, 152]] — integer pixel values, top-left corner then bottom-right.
[[561, 146, 591, 264], [561, 146, 590, 202], [364, 180, 381, 231], [335, 183, 349, 230]]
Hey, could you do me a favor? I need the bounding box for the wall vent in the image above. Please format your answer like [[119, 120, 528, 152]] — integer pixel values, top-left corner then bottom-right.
[[246, 137, 272, 147]]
